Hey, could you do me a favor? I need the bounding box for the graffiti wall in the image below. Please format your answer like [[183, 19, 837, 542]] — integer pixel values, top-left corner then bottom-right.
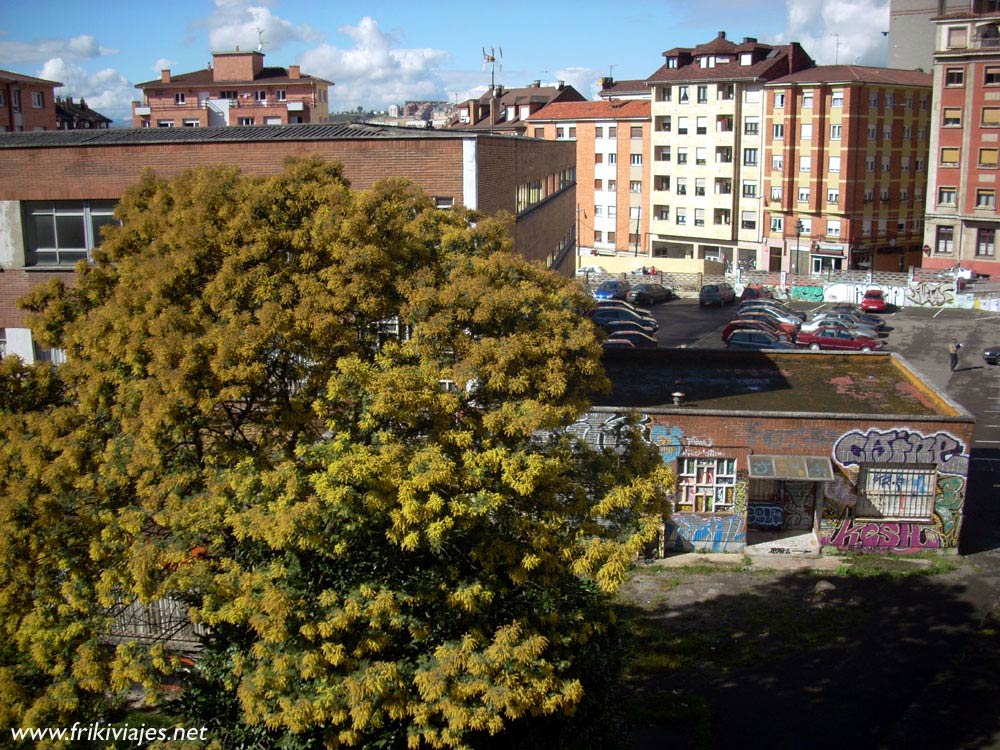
[[820, 427, 968, 553], [664, 513, 746, 553]]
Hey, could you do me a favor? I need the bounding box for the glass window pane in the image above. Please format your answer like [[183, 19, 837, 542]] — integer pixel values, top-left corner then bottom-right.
[[32, 213, 56, 247], [91, 214, 118, 246], [56, 214, 86, 248]]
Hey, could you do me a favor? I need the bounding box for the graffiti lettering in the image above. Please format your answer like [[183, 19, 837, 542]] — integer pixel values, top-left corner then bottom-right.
[[824, 520, 942, 551], [650, 424, 685, 463], [907, 281, 954, 307], [747, 504, 783, 529], [563, 412, 649, 454], [790, 285, 825, 302], [833, 428, 969, 476], [665, 514, 746, 553]]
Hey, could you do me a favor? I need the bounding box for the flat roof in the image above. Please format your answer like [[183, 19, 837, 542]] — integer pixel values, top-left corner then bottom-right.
[[0, 122, 487, 149], [595, 350, 971, 420]]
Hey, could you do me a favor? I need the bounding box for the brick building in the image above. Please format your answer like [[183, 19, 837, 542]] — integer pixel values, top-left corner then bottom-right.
[[0, 69, 62, 132], [55, 97, 112, 130], [763, 66, 933, 274], [0, 124, 575, 361], [527, 99, 651, 256], [132, 50, 333, 128], [447, 82, 586, 135], [924, 1, 1000, 277], [591, 349, 973, 555]]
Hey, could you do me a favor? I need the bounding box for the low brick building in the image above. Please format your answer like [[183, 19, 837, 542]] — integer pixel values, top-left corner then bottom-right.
[[0, 123, 576, 361], [584, 349, 973, 555]]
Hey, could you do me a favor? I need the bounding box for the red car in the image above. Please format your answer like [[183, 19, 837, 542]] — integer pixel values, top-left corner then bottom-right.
[[732, 311, 800, 336], [722, 320, 794, 343], [740, 284, 774, 302], [860, 289, 888, 313], [796, 326, 884, 352]]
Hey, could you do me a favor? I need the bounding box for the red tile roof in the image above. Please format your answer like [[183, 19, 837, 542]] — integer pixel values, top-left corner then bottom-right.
[[526, 99, 650, 122], [137, 66, 333, 89], [0, 69, 62, 87], [598, 78, 649, 96], [768, 65, 933, 87]]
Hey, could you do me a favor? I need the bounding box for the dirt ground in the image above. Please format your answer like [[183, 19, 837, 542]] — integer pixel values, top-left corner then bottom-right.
[[620, 550, 1000, 750]]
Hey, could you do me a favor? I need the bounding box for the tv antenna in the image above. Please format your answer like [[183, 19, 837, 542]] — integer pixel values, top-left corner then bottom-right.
[[256, 26, 265, 52], [482, 46, 503, 92], [833, 32, 842, 64]]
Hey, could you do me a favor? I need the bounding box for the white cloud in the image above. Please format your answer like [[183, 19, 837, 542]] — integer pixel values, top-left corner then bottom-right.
[[202, 0, 321, 53], [0, 34, 117, 65], [782, 0, 889, 66], [152, 58, 176, 74], [554, 67, 601, 99], [299, 17, 451, 111], [38, 58, 135, 125]]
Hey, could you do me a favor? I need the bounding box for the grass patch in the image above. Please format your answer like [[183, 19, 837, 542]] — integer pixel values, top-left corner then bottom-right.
[[833, 553, 960, 578]]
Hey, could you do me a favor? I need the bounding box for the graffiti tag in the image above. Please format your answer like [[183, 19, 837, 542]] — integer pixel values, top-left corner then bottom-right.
[[665, 514, 746, 553], [824, 520, 942, 551], [747, 504, 783, 529], [907, 282, 954, 307], [833, 428, 968, 476]]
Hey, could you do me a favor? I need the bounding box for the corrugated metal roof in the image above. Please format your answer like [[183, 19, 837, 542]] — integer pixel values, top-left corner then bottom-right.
[[0, 122, 477, 149]]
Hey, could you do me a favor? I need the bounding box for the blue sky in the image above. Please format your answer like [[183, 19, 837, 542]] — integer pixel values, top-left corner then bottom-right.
[[1, 0, 890, 124]]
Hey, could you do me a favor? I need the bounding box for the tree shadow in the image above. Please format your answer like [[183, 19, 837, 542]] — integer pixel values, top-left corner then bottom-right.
[[623, 569, 1000, 750], [961, 448, 1000, 554]]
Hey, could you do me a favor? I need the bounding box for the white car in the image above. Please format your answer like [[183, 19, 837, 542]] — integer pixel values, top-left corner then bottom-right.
[[576, 265, 605, 277], [801, 315, 878, 340]]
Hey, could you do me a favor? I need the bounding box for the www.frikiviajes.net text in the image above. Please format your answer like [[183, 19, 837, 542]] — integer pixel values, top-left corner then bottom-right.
[[11, 722, 208, 745]]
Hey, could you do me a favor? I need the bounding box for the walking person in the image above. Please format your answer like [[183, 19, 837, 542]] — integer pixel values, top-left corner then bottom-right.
[[949, 337, 962, 372]]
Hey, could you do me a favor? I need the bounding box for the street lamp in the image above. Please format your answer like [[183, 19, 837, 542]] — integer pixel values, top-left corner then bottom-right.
[[794, 219, 804, 275]]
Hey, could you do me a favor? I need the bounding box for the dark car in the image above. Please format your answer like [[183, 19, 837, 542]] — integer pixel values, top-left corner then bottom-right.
[[627, 283, 674, 306], [593, 279, 631, 301], [721, 320, 794, 343], [739, 284, 774, 302], [699, 283, 736, 306], [985, 347, 1000, 365], [725, 330, 796, 350], [590, 306, 659, 332], [601, 319, 660, 337], [826, 305, 885, 330], [603, 330, 658, 349], [737, 299, 807, 321]]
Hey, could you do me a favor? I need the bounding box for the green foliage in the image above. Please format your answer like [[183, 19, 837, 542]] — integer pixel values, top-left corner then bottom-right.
[[2, 157, 671, 749]]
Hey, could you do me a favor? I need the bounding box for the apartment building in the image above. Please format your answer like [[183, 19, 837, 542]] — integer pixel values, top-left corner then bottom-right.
[[0, 70, 62, 132], [646, 32, 815, 271], [132, 50, 333, 128], [0, 124, 576, 362], [889, 0, 969, 71], [924, 1, 1000, 277], [763, 67, 933, 273], [527, 100, 651, 255], [447, 82, 586, 135]]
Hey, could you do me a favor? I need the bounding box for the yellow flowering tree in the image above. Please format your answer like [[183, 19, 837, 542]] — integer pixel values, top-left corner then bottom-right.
[[6, 157, 671, 749]]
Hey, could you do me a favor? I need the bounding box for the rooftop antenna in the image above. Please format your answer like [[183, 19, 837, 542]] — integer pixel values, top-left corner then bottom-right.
[[833, 32, 843, 64], [256, 26, 265, 53], [482, 45, 503, 135]]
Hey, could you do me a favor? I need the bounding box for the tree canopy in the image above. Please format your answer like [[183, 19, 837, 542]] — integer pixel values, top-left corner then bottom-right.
[[3, 157, 671, 749]]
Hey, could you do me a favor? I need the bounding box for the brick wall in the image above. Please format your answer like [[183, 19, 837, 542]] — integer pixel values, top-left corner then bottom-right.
[[0, 269, 74, 329]]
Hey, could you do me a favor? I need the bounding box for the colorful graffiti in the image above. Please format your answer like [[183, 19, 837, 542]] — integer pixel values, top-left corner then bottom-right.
[[789, 285, 824, 302], [664, 513, 746, 553], [833, 428, 969, 477], [747, 504, 783, 529], [824, 520, 942, 551], [649, 424, 684, 463]]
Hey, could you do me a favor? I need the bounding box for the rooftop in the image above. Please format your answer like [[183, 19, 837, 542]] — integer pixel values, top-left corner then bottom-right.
[[596, 350, 969, 419], [136, 66, 333, 90], [0, 68, 62, 87], [526, 99, 650, 122], [768, 65, 933, 87]]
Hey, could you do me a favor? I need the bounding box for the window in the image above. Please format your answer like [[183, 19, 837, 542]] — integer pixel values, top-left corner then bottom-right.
[[697, 85, 708, 103], [608, 153, 617, 164], [595, 179, 603, 190], [743, 148, 758, 166], [946, 67, 964, 86], [948, 26, 969, 49], [826, 219, 840, 236], [157, 120, 175, 127], [676, 208, 687, 225], [774, 92, 785, 108], [741, 210, 756, 230], [434, 197, 454, 209], [916, 158, 925, 171], [183, 119, 200, 127], [630, 181, 642, 193], [238, 117, 255, 126], [943, 107, 962, 127], [935, 225, 955, 253], [629, 233, 640, 245], [802, 91, 814, 108], [220, 90, 238, 100], [677, 458, 736, 513], [857, 465, 937, 520], [275, 89, 286, 101], [742, 180, 757, 198], [718, 83, 735, 100], [714, 178, 731, 194], [655, 146, 671, 162], [772, 154, 784, 170], [886, 94, 895, 108], [595, 153, 603, 164], [977, 188, 996, 208], [744, 116, 759, 135], [864, 189, 874, 203], [29, 91, 45, 108], [980, 148, 999, 168], [254, 90, 268, 102], [868, 125, 877, 139], [801, 123, 812, 140], [882, 157, 891, 172], [676, 178, 687, 195], [695, 178, 706, 196], [717, 147, 733, 163], [829, 156, 841, 172], [987, 66, 1000, 85], [978, 228, 996, 256], [770, 185, 782, 200], [23, 200, 118, 266], [770, 216, 784, 231], [695, 147, 707, 165], [607, 231, 616, 243], [884, 126, 892, 141], [533, 127, 544, 138], [939, 187, 957, 205], [655, 175, 670, 191], [830, 124, 842, 140], [677, 148, 688, 165], [880, 188, 890, 202], [903, 125, 912, 138], [556, 127, 565, 139], [677, 116, 689, 135], [866, 156, 875, 172], [832, 89, 844, 107], [696, 116, 708, 135], [608, 205, 616, 217], [655, 205, 670, 221], [173, 93, 185, 105], [870, 93, 879, 108], [595, 126, 604, 138], [773, 123, 784, 139], [679, 86, 689, 103], [594, 230, 603, 243], [985, 108, 1000, 127], [799, 218, 812, 234], [827, 188, 840, 204], [608, 126, 617, 138], [901, 156, 910, 172], [655, 116, 670, 132], [800, 155, 811, 172], [607, 180, 617, 191], [630, 153, 643, 165], [798, 187, 810, 203], [0, 91, 5, 107], [714, 208, 732, 225], [630, 126, 642, 139], [694, 208, 706, 226], [594, 205, 602, 217], [941, 147, 960, 166]]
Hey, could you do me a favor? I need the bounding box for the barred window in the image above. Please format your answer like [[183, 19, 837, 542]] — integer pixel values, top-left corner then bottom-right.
[[856, 464, 936, 520]]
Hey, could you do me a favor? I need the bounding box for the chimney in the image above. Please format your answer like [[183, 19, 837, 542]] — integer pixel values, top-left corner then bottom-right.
[[557, 80, 564, 89], [743, 36, 757, 44], [289, 65, 301, 79], [718, 31, 726, 39], [161, 69, 171, 83], [80, 98, 87, 109], [532, 79, 541, 87]]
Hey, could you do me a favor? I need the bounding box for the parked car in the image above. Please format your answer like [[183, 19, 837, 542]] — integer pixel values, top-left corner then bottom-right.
[[602, 330, 658, 349], [593, 279, 631, 301], [732, 311, 800, 336], [825, 305, 886, 330], [590, 306, 659, 332], [795, 326, 884, 351], [810, 311, 883, 335], [602, 338, 636, 350], [627, 283, 674, 306], [596, 299, 652, 316], [725, 330, 797, 351], [576, 265, 605, 277], [799, 318, 879, 340], [699, 282, 736, 306], [860, 289, 889, 313], [985, 346, 1000, 365], [601, 319, 660, 337], [722, 320, 794, 343], [740, 305, 803, 329], [739, 284, 774, 302], [737, 299, 807, 321]]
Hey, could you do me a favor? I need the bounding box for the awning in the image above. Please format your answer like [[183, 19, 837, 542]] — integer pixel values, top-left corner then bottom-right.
[[747, 455, 835, 482]]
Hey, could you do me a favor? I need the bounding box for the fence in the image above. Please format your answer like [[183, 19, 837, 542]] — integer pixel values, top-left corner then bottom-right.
[[105, 597, 207, 652]]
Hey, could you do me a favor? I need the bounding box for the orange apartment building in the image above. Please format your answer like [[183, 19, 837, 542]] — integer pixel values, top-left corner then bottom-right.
[[132, 50, 332, 128], [527, 100, 651, 256], [924, 1, 1000, 277], [0, 69, 62, 132], [763, 66, 933, 273]]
